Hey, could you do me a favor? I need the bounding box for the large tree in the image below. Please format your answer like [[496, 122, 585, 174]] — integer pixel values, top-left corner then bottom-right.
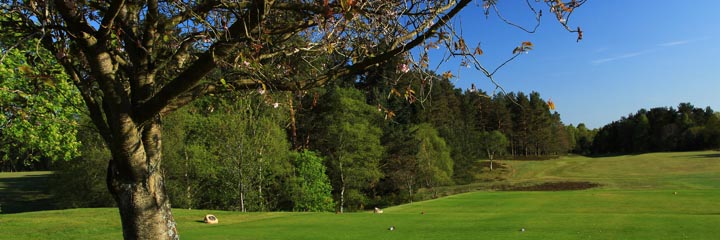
[[312, 87, 383, 213], [0, 0, 585, 239]]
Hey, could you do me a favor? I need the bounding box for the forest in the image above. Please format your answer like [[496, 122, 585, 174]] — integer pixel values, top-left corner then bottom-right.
[[591, 103, 720, 155], [0, 41, 577, 211], [42, 68, 580, 213]]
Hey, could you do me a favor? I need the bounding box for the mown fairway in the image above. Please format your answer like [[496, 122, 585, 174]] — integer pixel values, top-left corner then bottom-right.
[[1, 151, 718, 239]]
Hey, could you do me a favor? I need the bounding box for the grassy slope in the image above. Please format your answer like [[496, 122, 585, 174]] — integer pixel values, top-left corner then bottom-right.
[[505, 151, 720, 190], [1, 151, 719, 239]]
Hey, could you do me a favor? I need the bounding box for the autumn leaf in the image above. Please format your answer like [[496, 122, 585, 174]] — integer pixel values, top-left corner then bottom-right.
[[389, 88, 401, 98], [513, 41, 534, 54], [437, 31, 449, 40], [404, 87, 416, 103], [442, 71, 454, 80], [547, 99, 556, 110], [474, 46, 484, 56], [454, 38, 467, 52], [512, 47, 523, 54], [385, 110, 396, 120], [420, 53, 429, 68]]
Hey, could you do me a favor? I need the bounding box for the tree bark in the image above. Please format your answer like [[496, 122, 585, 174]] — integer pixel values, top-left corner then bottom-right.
[[339, 161, 345, 213], [487, 150, 494, 171], [106, 119, 179, 240]]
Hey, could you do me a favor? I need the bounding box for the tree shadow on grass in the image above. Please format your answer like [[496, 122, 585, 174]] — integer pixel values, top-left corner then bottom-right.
[[692, 153, 720, 158], [0, 173, 58, 214], [674, 152, 720, 159], [496, 181, 601, 191]]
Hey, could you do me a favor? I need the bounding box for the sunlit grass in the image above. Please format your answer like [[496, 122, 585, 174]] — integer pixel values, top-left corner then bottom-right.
[[504, 151, 720, 190], [1, 151, 719, 239]]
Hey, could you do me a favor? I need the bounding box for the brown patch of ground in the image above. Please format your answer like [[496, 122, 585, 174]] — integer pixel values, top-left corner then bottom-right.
[[504, 155, 561, 161], [496, 181, 600, 191]]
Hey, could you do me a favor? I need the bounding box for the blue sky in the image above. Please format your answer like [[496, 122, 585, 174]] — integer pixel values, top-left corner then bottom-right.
[[433, 0, 720, 129]]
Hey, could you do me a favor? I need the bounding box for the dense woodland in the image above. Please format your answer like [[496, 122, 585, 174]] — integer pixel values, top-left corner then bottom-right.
[[6, 63, 580, 212], [591, 103, 720, 154]]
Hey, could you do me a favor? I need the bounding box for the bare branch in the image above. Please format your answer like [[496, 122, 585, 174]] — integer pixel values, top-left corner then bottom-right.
[[133, 1, 268, 124]]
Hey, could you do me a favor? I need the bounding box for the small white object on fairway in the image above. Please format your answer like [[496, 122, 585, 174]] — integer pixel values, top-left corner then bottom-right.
[[520, 228, 525, 232], [389, 226, 395, 231], [204, 214, 218, 224]]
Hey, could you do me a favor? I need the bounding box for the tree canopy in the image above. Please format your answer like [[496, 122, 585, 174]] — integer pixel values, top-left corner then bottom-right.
[[0, 42, 82, 171]]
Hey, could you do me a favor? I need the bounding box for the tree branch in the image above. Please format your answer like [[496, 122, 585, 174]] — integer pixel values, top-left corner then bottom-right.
[[133, 0, 267, 124], [148, 0, 473, 118], [98, 0, 126, 38]]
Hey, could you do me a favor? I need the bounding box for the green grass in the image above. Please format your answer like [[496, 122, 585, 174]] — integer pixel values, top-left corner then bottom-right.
[[504, 151, 720, 190], [1, 151, 719, 239], [0, 171, 55, 213]]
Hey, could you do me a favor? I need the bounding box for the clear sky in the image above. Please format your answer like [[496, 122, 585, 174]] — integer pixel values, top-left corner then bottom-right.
[[432, 0, 720, 129]]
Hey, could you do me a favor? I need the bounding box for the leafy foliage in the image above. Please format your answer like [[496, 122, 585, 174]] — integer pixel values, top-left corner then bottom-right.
[[412, 123, 454, 188], [0, 44, 82, 171], [311, 87, 384, 212], [288, 150, 334, 212], [162, 94, 293, 212], [479, 130, 509, 161]]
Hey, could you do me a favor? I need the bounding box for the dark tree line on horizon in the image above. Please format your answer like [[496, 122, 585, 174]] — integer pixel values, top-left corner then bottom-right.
[[591, 103, 720, 155]]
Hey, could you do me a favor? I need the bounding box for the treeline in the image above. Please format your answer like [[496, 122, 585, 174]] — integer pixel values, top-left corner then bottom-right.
[[591, 103, 720, 154], [53, 69, 580, 212]]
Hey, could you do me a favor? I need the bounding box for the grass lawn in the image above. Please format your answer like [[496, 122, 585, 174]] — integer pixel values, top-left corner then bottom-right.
[[1, 151, 718, 239], [503, 151, 720, 190], [0, 171, 55, 213]]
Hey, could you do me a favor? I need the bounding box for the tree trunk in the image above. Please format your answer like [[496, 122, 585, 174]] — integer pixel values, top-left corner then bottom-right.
[[106, 120, 179, 240], [408, 179, 414, 203], [184, 150, 192, 209], [487, 150, 494, 171], [339, 161, 345, 213], [339, 184, 345, 213], [239, 170, 246, 212]]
